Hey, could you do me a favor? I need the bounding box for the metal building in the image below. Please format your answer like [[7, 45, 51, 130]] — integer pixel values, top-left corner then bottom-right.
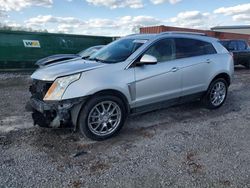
[[211, 25, 250, 35]]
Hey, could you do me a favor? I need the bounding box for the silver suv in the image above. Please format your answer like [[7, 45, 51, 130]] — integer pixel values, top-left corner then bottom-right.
[[28, 32, 234, 140]]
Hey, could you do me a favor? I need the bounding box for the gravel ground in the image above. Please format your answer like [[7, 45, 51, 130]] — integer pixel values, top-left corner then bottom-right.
[[0, 68, 250, 188]]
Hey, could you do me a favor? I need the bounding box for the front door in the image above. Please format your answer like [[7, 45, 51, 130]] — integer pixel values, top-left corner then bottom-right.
[[134, 38, 182, 108]]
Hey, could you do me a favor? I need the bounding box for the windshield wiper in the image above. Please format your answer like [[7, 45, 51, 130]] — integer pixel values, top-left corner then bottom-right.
[[88, 57, 108, 63], [82, 56, 90, 60], [88, 57, 100, 61]]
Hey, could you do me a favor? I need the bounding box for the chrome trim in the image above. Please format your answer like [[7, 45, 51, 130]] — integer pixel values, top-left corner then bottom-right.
[[128, 82, 136, 101]]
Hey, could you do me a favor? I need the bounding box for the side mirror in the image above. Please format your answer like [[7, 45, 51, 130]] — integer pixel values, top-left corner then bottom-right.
[[138, 54, 157, 65]]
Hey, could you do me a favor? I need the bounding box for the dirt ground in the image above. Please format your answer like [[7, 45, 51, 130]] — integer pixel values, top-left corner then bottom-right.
[[0, 68, 250, 188]]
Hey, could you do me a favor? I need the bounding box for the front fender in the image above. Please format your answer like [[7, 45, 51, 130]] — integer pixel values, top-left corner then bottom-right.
[[62, 66, 135, 104]]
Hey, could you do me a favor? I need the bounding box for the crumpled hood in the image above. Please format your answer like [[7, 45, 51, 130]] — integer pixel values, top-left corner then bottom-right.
[[36, 54, 80, 67], [31, 59, 105, 81]]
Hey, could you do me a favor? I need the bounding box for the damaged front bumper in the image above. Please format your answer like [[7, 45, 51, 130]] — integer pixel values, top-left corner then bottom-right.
[[26, 97, 86, 129]]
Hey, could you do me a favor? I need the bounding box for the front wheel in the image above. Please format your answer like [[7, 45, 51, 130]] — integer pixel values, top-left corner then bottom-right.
[[78, 95, 127, 140], [202, 78, 228, 109]]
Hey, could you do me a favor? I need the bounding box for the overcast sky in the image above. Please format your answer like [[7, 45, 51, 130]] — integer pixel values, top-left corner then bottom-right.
[[0, 0, 250, 36]]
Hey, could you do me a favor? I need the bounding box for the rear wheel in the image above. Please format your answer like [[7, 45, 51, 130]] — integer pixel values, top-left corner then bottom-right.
[[78, 95, 127, 140], [202, 78, 228, 109]]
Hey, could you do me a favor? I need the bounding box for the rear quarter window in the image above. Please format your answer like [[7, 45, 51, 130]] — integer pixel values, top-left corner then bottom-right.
[[174, 38, 216, 59]]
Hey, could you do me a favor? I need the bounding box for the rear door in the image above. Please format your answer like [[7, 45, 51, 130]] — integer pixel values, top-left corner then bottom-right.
[[236, 40, 249, 65], [173, 38, 217, 96]]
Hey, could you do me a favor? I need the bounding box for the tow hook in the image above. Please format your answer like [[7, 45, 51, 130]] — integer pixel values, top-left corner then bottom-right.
[[32, 111, 50, 128]]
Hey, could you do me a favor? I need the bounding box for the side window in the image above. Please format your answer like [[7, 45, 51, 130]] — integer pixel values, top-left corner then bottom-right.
[[174, 38, 216, 59], [238, 41, 246, 50], [228, 41, 238, 51], [144, 38, 175, 62]]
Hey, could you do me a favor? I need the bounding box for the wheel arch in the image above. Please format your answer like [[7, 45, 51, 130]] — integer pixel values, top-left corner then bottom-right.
[[210, 73, 231, 87], [91, 89, 130, 114], [72, 89, 130, 131]]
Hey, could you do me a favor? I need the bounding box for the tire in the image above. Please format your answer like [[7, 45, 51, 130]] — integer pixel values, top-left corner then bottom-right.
[[202, 78, 228, 109], [78, 95, 127, 141]]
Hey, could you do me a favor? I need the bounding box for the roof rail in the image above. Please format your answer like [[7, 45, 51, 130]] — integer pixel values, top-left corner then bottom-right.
[[160, 31, 207, 36], [126, 33, 139, 37]]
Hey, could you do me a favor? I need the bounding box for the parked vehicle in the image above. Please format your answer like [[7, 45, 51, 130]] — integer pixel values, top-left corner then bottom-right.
[[219, 39, 250, 69], [27, 32, 234, 140], [36, 45, 105, 67]]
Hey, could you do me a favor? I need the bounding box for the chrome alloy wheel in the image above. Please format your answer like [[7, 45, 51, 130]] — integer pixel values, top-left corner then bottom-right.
[[87, 101, 122, 136], [210, 81, 226, 106]]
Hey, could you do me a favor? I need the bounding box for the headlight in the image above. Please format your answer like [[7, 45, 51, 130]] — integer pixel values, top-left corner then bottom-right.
[[44, 73, 81, 101]]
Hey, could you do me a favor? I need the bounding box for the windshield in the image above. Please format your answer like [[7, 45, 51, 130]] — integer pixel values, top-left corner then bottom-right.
[[77, 46, 103, 58], [89, 38, 147, 64]]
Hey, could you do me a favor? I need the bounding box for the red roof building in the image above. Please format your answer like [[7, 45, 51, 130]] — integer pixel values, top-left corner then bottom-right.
[[140, 25, 250, 44]]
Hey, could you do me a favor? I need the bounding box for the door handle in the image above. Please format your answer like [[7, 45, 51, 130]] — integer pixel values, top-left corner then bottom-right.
[[171, 67, 179, 72], [205, 59, 211, 64]]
